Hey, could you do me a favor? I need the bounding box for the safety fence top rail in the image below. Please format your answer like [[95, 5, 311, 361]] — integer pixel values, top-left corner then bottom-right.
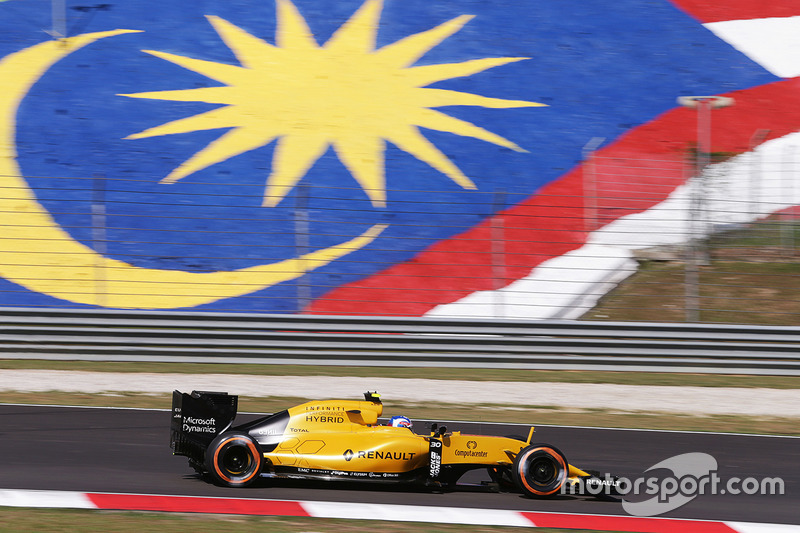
[[2, 307, 800, 375], [2, 306, 799, 337]]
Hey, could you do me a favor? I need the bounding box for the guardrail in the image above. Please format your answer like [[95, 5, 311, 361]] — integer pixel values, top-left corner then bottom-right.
[[1, 307, 799, 375]]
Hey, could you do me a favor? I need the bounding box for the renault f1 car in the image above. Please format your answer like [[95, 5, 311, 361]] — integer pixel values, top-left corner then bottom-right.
[[171, 390, 618, 498]]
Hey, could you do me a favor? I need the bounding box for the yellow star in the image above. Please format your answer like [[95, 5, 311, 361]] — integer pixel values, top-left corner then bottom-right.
[[120, 0, 545, 207]]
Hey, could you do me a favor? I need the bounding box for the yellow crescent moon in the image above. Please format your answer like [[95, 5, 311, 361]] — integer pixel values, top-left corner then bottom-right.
[[0, 30, 385, 309]]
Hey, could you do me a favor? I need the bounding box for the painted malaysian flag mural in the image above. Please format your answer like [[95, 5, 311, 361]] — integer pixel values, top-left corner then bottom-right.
[[0, 0, 798, 315]]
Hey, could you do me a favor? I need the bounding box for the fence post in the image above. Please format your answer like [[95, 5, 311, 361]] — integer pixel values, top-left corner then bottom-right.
[[582, 137, 604, 235], [491, 189, 507, 318], [49, 0, 66, 38], [294, 184, 311, 313], [684, 155, 700, 323], [749, 129, 770, 224], [92, 173, 107, 307], [782, 144, 797, 255], [677, 96, 735, 322]]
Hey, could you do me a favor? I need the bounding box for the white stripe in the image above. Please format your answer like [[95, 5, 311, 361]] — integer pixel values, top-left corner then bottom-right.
[[300, 500, 535, 527], [426, 243, 637, 320], [6, 402, 800, 437], [5, 370, 800, 415], [0, 489, 96, 509], [704, 16, 800, 78], [726, 522, 800, 533], [428, 132, 800, 320], [2, 489, 799, 531]]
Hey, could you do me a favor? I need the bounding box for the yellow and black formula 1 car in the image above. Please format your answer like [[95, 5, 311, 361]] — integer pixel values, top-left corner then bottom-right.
[[171, 390, 618, 498]]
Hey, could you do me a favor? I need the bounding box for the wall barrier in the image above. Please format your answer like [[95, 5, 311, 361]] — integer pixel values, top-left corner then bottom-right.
[[2, 308, 799, 375]]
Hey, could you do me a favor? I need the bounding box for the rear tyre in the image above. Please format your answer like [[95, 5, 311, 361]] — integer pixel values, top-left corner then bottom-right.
[[512, 443, 568, 498], [205, 432, 262, 487]]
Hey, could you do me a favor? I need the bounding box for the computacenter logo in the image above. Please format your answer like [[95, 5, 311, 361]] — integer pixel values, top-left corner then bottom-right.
[[565, 452, 785, 517]]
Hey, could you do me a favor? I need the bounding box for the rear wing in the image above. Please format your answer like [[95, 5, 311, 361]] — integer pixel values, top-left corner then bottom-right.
[[170, 390, 238, 463]]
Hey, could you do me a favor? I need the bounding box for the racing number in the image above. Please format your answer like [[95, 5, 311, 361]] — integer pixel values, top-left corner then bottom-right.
[[429, 438, 442, 479]]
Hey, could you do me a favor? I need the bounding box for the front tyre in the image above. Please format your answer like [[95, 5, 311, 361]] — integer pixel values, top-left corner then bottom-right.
[[205, 432, 262, 487], [512, 444, 568, 498]]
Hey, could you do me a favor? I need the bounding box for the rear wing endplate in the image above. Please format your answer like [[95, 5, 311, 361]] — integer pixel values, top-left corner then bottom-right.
[[170, 390, 238, 463]]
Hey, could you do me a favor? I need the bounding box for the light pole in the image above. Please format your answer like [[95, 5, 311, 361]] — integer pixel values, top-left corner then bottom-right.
[[677, 95, 734, 322]]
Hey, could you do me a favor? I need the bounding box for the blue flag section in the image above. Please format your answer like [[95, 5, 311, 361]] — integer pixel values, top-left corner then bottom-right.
[[0, 0, 779, 312]]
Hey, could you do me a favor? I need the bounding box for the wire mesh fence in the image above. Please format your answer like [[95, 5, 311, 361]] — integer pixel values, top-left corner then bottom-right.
[[582, 140, 800, 325], [1, 138, 799, 323]]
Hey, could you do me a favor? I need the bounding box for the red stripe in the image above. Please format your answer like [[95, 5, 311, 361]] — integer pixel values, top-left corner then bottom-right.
[[83, 492, 745, 531], [670, 0, 800, 24], [306, 78, 800, 316], [86, 493, 311, 516], [522, 511, 737, 532]]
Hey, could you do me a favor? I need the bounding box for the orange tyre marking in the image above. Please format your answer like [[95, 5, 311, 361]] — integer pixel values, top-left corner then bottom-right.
[[213, 436, 261, 484], [517, 446, 567, 496]]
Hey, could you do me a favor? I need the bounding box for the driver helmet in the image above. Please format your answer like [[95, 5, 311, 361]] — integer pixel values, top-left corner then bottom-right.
[[389, 415, 412, 429]]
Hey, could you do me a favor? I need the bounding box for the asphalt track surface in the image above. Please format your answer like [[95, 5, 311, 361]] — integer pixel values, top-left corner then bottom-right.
[[1, 404, 797, 525]]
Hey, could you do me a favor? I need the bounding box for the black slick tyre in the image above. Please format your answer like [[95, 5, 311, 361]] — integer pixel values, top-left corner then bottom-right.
[[512, 443, 568, 498], [205, 432, 263, 487]]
